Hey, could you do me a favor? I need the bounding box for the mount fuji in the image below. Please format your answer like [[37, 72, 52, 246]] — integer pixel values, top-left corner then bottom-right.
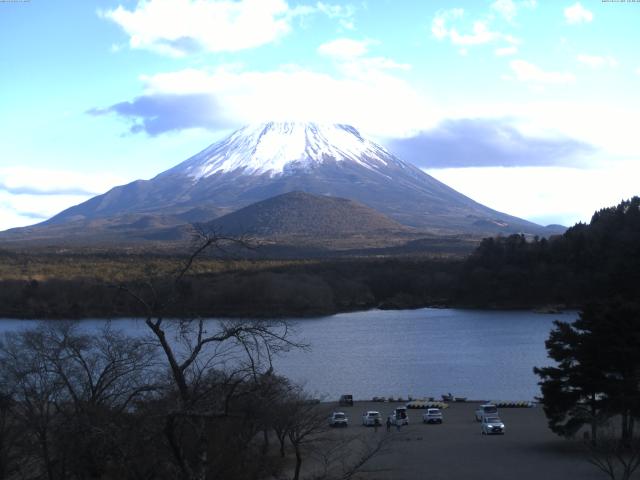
[[2, 122, 562, 247]]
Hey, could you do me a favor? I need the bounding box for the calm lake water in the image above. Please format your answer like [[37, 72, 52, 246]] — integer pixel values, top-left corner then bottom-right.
[[0, 308, 576, 401]]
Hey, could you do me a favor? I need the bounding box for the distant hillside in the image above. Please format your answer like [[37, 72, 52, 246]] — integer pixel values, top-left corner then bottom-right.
[[205, 191, 410, 237]]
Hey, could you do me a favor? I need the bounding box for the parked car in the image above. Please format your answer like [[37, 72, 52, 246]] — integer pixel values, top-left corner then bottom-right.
[[481, 416, 505, 435], [422, 408, 443, 424], [329, 412, 348, 427], [475, 404, 498, 421], [339, 394, 353, 407], [390, 407, 409, 425], [361, 411, 382, 426]]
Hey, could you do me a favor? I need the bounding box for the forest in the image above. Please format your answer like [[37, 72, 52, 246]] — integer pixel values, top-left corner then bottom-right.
[[458, 196, 640, 308], [0, 197, 639, 318]]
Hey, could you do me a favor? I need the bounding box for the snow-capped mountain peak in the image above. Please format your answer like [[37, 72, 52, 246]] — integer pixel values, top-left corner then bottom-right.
[[171, 122, 399, 179], [34, 120, 555, 238]]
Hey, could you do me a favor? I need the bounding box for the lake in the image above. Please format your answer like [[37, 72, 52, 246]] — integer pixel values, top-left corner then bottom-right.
[[0, 308, 576, 401], [276, 308, 576, 401]]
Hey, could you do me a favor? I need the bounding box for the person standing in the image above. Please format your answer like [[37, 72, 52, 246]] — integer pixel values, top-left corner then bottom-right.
[[386, 416, 391, 432]]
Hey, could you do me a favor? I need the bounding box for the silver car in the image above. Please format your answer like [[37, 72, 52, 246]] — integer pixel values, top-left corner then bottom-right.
[[481, 416, 505, 435], [329, 411, 348, 427], [361, 411, 382, 426], [423, 408, 443, 424]]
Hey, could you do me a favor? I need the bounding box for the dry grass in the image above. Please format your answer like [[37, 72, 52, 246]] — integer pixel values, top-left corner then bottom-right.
[[0, 251, 318, 282]]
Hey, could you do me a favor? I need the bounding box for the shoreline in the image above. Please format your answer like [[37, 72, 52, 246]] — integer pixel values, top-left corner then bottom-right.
[[0, 304, 578, 322]]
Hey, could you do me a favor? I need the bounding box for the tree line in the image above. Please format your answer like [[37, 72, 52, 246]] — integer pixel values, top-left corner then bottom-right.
[[525, 198, 640, 479], [0, 257, 461, 319], [458, 196, 640, 307]]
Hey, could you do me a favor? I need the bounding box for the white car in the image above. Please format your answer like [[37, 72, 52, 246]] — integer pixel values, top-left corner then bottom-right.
[[422, 408, 443, 424], [475, 404, 498, 422], [390, 407, 409, 425], [481, 416, 505, 435], [329, 412, 348, 427], [361, 411, 382, 426]]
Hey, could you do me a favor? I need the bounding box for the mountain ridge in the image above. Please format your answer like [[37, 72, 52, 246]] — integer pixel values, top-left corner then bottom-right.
[[1, 122, 565, 249]]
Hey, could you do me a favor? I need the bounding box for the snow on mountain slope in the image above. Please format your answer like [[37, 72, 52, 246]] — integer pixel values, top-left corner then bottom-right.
[[168, 122, 400, 179]]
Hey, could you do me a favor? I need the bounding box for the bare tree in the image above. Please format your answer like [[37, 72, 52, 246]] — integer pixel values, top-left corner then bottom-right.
[[309, 433, 393, 480], [586, 425, 640, 480], [0, 322, 158, 480], [118, 228, 304, 480], [277, 388, 393, 480], [280, 390, 329, 480], [0, 327, 67, 480], [0, 390, 20, 480]]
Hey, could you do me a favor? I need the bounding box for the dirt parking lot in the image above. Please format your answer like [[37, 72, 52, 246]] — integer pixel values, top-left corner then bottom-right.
[[323, 401, 603, 480]]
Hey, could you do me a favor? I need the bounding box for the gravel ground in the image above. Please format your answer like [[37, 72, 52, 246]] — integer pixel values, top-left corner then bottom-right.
[[321, 401, 603, 480]]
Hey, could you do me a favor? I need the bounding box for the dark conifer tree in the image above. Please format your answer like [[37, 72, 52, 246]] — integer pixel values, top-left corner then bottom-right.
[[535, 300, 640, 445], [534, 316, 608, 442]]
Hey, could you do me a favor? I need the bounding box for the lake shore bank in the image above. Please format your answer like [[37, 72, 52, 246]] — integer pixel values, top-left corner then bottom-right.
[[0, 251, 582, 320]]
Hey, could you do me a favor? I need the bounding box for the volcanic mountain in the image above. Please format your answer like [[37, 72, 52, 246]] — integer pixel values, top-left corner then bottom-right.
[[3, 122, 562, 247]]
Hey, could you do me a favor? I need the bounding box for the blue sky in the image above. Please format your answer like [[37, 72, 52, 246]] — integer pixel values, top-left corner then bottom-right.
[[1, 0, 639, 230]]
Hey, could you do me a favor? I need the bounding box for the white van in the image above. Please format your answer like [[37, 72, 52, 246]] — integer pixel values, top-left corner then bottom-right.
[[475, 404, 498, 421], [390, 406, 409, 425]]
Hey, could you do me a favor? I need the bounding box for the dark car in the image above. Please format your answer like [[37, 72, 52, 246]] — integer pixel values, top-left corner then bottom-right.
[[339, 394, 353, 406]]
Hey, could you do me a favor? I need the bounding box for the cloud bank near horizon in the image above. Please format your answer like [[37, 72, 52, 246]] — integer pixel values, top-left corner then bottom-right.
[[0, 168, 126, 231], [386, 119, 595, 168]]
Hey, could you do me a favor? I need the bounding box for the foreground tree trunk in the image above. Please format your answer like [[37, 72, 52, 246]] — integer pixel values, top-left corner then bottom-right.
[[293, 444, 302, 480]]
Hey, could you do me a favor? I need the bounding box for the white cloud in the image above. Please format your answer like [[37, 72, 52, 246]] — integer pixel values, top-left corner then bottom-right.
[[100, 0, 306, 56], [491, 0, 517, 22], [426, 162, 640, 227], [135, 64, 431, 138], [0, 168, 126, 230], [317, 38, 370, 58], [636, 67, 640, 76], [0, 192, 92, 230], [510, 59, 575, 84], [495, 46, 518, 56], [316, 2, 356, 30], [577, 54, 618, 69], [440, 100, 640, 162], [317, 38, 410, 73], [449, 21, 518, 46], [564, 2, 593, 25], [432, 9, 519, 49], [492, 0, 538, 22], [431, 8, 464, 40], [0, 167, 123, 196]]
